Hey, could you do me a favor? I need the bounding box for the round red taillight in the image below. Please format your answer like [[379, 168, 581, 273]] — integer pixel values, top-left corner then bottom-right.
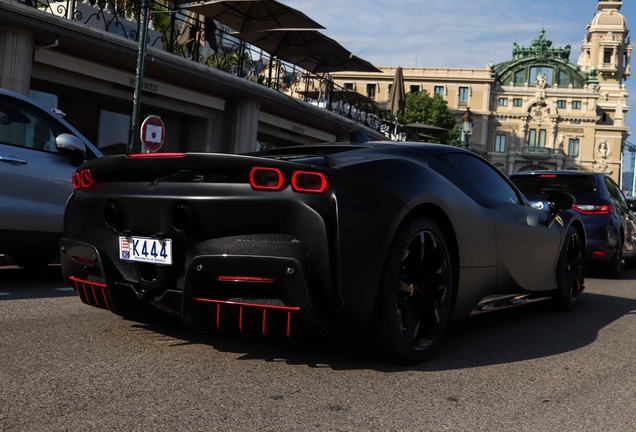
[[72, 172, 82, 190], [291, 171, 330, 193], [249, 167, 285, 191]]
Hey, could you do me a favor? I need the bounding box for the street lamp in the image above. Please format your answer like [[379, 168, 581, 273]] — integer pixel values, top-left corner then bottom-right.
[[128, 0, 151, 154], [462, 107, 473, 149]]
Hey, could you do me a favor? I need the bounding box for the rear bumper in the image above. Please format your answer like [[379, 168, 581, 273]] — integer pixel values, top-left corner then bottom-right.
[[583, 219, 619, 262], [61, 235, 331, 338]]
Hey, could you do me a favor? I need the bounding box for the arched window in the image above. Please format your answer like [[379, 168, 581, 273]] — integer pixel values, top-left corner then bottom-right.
[[529, 67, 554, 85], [514, 70, 525, 85], [558, 71, 569, 87]]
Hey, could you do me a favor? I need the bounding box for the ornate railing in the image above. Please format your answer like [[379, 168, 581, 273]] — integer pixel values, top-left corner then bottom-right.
[[17, 0, 388, 132], [521, 145, 563, 157]]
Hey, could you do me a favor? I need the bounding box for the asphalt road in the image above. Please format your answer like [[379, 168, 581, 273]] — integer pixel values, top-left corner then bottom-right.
[[1, 262, 636, 431]]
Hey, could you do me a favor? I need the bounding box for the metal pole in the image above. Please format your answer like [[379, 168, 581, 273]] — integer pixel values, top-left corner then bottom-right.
[[128, 0, 151, 154], [630, 142, 636, 197]]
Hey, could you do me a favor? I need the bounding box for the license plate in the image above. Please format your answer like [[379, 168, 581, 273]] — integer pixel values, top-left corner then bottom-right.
[[119, 236, 172, 265]]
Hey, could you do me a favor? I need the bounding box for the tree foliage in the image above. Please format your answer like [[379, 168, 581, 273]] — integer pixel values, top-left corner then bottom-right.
[[398, 91, 462, 146]]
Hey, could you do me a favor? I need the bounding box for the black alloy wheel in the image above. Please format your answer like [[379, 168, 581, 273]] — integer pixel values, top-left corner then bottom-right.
[[554, 226, 584, 311], [376, 217, 454, 363]]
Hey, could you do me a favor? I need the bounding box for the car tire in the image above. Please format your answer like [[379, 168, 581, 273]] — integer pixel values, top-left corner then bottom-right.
[[7, 253, 56, 269], [553, 226, 585, 311], [375, 217, 454, 364], [605, 240, 623, 279]]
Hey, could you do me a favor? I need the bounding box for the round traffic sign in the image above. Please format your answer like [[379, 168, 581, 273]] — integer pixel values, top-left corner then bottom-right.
[[140, 115, 165, 152]]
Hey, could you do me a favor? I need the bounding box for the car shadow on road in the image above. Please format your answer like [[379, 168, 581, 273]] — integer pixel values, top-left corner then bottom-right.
[[7, 259, 636, 371], [127, 279, 636, 372], [0, 264, 75, 300]]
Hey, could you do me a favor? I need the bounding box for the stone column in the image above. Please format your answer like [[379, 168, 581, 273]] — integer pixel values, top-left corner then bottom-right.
[[548, 121, 557, 148], [480, 116, 488, 147], [225, 99, 260, 154], [0, 28, 34, 95], [507, 155, 516, 176]]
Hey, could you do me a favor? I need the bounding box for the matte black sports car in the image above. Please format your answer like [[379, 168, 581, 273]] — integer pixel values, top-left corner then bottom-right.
[[61, 142, 586, 363]]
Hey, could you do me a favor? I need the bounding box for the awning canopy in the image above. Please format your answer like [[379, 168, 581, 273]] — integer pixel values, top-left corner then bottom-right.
[[286, 54, 382, 74], [405, 122, 449, 131], [182, 0, 325, 33], [233, 29, 350, 58]]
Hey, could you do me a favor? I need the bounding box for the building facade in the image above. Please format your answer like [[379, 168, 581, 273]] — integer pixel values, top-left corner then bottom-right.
[[332, 0, 632, 186], [0, 0, 385, 157]]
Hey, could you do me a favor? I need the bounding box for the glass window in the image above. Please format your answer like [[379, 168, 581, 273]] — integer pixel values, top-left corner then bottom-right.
[[459, 87, 468, 103], [528, 129, 537, 146], [558, 71, 569, 87], [495, 134, 506, 153], [604, 50, 612, 64], [441, 153, 520, 205], [98, 110, 130, 155], [538, 129, 546, 147], [514, 70, 525, 85], [568, 138, 579, 157], [511, 175, 595, 197], [387, 83, 392, 95], [572, 101, 581, 109], [498, 98, 508, 106], [366, 83, 376, 99], [529, 67, 554, 86], [409, 85, 420, 93], [434, 86, 444, 97], [605, 177, 627, 207], [513, 98, 522, 107], [0, 95, 70, 154], [557, 100, 566, 109], [344, 83, 354, 90]]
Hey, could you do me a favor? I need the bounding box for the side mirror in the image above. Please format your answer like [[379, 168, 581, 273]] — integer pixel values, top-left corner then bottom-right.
[[55, 133, 87, 167], [548, 192, 575, 212], [545, 192, 575, 228], [55, 133, 87, 154]]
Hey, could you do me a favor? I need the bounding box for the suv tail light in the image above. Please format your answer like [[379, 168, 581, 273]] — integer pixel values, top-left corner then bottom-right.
[[72, 168, 94, 190], [573, 204, 612, 215], [291, 171, 330, 193], [250, 167, 285, 191]]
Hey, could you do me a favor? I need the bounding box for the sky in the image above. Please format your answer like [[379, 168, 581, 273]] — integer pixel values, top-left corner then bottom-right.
[[285, 0, 635, 147]]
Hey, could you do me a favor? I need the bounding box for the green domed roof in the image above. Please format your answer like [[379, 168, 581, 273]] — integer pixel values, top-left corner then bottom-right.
[[490, 30, 593, 89]]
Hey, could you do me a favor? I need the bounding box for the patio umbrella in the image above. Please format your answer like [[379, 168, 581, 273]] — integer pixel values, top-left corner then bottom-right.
[[182, 0, 325, 33], [405, 122, 449, 131], [387, 66, 406, 116], [285, 53, 382, 74], [233, 29, 350, 58], [418, 133, 439, 141]]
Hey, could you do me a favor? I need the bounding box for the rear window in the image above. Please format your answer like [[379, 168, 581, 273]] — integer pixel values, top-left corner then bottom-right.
[[511, 175, 596, 196]]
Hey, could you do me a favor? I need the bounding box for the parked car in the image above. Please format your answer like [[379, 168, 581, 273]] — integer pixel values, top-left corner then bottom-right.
[[61, 142, 585, 363], [510, 171, 636, 278], [626, 196, 636, 215], [0, 88, 102, 268]]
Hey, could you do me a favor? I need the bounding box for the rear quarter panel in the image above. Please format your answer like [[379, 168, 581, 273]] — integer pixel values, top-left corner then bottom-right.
[[333, 152, 498, 322]]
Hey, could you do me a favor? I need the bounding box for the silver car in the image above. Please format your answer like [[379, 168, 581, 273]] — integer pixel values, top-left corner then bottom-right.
[[0, 88, 102, 268]]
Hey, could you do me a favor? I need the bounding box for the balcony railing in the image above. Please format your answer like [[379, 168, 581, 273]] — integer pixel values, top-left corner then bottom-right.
[[16, 0, 389, 132], [521, 145, 561, 158]]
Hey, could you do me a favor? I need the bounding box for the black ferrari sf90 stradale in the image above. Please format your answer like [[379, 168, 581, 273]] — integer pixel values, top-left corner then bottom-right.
[[61, 142, 585, 363]]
